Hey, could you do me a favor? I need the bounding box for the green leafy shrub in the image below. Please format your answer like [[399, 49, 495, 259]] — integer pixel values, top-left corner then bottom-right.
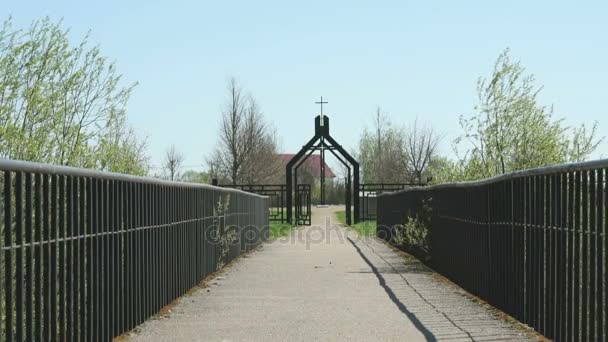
[[391, 195, 432, 262], [392, 217, 429, 254]]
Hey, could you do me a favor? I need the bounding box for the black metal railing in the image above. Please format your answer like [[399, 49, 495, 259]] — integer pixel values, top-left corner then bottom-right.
[[219, 183, 312, 225], [295, 184, 311, 226], [359, 183, 423, 221], [219, 184, 286, 223], [0, 159, 269, 342], [377, 159, 608, 341]]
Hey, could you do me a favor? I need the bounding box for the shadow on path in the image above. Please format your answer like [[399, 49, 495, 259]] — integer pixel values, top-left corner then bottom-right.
[[347, 237, 437, 342], [347, 235, 537, 342]]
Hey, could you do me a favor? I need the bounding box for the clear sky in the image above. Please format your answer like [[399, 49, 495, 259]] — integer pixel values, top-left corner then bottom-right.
[[4, 0, 607, 174]]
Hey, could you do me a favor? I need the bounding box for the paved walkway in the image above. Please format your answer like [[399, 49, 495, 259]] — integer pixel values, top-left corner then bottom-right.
[[130, 206, 537, 341]]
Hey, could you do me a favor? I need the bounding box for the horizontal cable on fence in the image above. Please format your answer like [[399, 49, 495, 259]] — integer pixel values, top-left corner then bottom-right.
[[439, 215, 488, 226], [0, 212, 256, 252], [441, 216, 607, 236]]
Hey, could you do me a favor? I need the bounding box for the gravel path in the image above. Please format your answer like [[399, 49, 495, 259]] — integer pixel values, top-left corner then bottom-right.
[[129, 206, 538, 341]]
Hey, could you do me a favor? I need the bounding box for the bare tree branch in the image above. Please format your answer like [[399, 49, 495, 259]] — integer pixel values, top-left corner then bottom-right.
[[207, 77, 280, 185], [163, 144, 184, 181]]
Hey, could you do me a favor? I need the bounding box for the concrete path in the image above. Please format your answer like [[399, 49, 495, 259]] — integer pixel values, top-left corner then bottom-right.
[[129, 206, 537, 341]]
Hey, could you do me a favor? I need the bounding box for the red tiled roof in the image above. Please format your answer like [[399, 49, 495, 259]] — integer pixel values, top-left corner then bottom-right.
[[278, 154, 336, 178]]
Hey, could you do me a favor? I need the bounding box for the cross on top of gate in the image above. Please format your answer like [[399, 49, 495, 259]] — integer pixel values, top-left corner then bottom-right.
[[315, 96, 328, 126]]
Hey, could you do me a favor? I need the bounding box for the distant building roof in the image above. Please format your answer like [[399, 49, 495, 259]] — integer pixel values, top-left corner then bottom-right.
[[278, 154, 336, 178]]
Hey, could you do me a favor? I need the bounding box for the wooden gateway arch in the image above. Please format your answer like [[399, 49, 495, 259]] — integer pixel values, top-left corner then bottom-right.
[[286, 114, 360, 225]]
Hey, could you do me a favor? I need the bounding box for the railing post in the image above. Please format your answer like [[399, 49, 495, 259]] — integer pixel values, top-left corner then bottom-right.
[[487, 184, 492, 302]]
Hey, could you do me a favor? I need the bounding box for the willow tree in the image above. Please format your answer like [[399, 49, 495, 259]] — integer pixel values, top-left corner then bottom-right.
[[0, 17, 147, 174], [455, 48, 602, 180]]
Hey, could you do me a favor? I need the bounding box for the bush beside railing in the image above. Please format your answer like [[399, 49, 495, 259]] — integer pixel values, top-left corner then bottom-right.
[[0, 159, 269, 341], [377, 159, 608, 342]]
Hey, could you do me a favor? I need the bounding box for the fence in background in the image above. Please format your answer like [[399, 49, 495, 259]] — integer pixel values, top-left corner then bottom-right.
[[219, 182, 312, 225], [0, 159, 269, 342], [377, 159, 608, 341], [359, 183, 422, 221], [219, 184, 286, 222], [295, 184, 311, 226]]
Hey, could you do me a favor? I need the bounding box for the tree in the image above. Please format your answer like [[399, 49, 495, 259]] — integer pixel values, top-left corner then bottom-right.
[[400, 118, 441, 183], [359, 109, 441, 184], [0, 17, 147, 174], [358, 108, 404, 183], [163, 145, 184, 181], [453, 48, 603, 180], [238, 97, 282, 183], [207, 77, 280, 185]]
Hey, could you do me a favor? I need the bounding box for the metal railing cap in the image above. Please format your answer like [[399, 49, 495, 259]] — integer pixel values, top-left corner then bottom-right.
[[378, 158, 608, 197], [0, 158, 268, 199]]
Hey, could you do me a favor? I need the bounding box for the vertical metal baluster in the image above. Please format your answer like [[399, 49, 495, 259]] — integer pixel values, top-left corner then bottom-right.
[[112, 179, 119, 336], [191, 187, 195, 284], [550, 173, 557, 339], [599, 168, 605, 342], [519, 178, 525, 321], [71, 176, 80, 341], [196, 188, 200, 282], [525, 176, 531, 325], [121, 180, 129, 333], [174, 185, 178, 297], [86, 177, 94, 342], [582, 170, 589, 341], [163, 184, 167, 307], [136, 182, 142, 326], [566, 171, 574, 341], [136, 181, 142, 323], [106, 179, 112, 340], [33, 173, 42, 341], [603, 168, 608, 342], [590, 169, 597, 341], [42, 174, 51, 341], [144, 183, 150, 318], [575, 170, 582, 340], [96, 177, 104, 342], [58, 175, 66, 341], [97, 178, 103, 342], [66, 176, 74, 340], [127, 181, 133, 331], [0, 171, 3, 342], [129, 180, 135, 331], [536, 175, 542, 332], [79, 177, 87, 342], [152, 183, 157, 315], [556, 173, 568, 341], [540, 174, 547, 335], [118, 180, 124, 335], [15, 171, 24, 341], [50, 174, 58, 340], [4, 171, 13, 342], [177, 186, 181, 296], [25, 172, 33, 341]]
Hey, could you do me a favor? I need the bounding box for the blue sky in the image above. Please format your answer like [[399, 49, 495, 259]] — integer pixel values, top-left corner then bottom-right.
[[4, 1, 607, 174]]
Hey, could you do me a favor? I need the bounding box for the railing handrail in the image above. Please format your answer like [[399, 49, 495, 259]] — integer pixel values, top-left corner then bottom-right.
[[379, 158, 608, 196], [0, 158, 268, 199]]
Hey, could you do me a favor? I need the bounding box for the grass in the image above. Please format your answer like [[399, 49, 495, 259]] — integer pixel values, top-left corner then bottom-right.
[[334, 210, 377, 236], [269, 222, 295, 238]]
